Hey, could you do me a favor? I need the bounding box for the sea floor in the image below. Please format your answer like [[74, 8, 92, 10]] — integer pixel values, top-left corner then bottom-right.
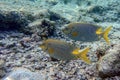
[[0, 0, 120, 80]]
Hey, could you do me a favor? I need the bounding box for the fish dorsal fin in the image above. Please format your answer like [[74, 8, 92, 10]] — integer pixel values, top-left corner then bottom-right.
[[72, 47, 91, 64], [103, 26, 112, 44], [96, 27, 103, 35]]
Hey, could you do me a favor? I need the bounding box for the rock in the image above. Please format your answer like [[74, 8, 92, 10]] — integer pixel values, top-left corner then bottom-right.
[[0, 69, 5, 78], [0, 10, 28, 31], [0, 10, 56, 39], [97, 44, 120, 78], [87, 5, 104, 14], [2, 68, 45, 80], [0, 60, 5, 68], [0, 60, 5, 78], [45, 0, 58, 5], [25, 19, 55, 38]]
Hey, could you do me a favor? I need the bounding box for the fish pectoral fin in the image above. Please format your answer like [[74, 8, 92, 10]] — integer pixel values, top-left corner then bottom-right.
[[103, 26, 112, 44], [72, 47, 91, 64], [96, 27, 103, 35]]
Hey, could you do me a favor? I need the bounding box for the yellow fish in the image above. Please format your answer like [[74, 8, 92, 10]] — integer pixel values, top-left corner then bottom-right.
[[62, 23, 112, 44], [40, 39, 91, 64]]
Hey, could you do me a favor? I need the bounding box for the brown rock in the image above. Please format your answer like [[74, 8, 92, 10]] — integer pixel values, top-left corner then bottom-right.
[[97, 44, 120, 78]]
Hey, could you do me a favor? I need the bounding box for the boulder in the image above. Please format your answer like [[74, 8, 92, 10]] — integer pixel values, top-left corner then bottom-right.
[[97, 44, 120, 78], [2, 68, 45, 80]]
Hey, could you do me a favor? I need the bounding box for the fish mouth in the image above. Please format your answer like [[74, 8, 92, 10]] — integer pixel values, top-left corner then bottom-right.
[[40, 43, 48, 51], [62, 29, 71, 35]]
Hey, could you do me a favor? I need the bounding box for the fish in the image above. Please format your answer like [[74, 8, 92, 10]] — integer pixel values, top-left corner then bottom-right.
[[62, 22, 112, 44], [40, 39, 91, 64]]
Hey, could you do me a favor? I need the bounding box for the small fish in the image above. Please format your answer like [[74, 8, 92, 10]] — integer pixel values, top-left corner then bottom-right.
[[62, 23, 112, 44], [40, 39, 91, 64]]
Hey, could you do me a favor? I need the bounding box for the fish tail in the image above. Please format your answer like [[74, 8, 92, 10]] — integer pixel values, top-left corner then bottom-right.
[[103, 26, 112, 44], [76, 47, 91, 64]]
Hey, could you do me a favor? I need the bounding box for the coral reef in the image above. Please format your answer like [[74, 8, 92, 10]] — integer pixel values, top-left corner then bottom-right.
[[0, 0, 120, 80]]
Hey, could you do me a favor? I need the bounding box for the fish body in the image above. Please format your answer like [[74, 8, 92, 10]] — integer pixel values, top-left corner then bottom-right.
[[62, 23, 112, 44], [40, 39, 90, 64]]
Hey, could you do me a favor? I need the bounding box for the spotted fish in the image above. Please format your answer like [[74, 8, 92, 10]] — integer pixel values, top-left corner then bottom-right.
[[40, 39, 91, 64], [62, 22, 112, 44]]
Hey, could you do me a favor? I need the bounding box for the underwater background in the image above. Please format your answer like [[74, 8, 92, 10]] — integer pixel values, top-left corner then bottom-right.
[[0, 0, 120, 80]]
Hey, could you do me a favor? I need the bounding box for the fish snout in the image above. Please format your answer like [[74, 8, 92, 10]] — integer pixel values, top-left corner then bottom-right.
[[40, 42, 47, 51]]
